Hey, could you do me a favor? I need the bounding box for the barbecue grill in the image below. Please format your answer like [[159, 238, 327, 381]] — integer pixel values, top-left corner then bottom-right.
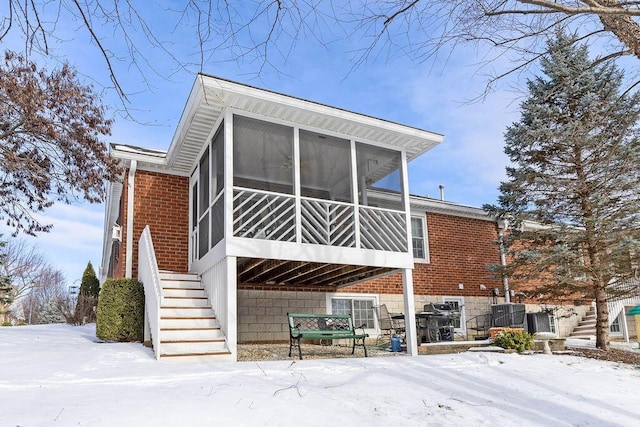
[[417, 303, 460, 342]]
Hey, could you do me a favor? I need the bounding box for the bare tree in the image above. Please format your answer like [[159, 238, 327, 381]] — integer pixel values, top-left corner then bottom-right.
[[3, 1, 640, 98], [0, 238, 48, 306], [0, 237, 72, 324], [19, 265, 67, 324], [0, 50, 121, 235]]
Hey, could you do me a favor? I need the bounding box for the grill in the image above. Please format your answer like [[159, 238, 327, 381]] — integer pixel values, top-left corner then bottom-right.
[[417, 303, 460, 342]]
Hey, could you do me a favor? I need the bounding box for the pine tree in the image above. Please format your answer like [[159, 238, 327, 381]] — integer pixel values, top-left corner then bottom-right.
[[75, 262, 100, 323], [79, 262, 100, 298], [487, 31, 640, 351], [40, 298, 65, 324]]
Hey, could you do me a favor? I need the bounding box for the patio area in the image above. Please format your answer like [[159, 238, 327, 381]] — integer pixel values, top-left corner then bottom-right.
[[237, 342, 406, 361]]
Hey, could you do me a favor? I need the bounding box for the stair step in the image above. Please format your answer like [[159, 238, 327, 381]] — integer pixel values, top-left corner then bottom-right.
[[161, 340, 228, 354], [160, 307, 213, 317], [160, 280, 203, 289], [161, 328, 224, 340], [162, 288, 206, 298], [159, 351, 234, 363], [572, 325, 596, 333], [161, 297, 210, 307], [160, 317, 219, 328], [159, 272, 199, 281], [569, 334, 596, 340]]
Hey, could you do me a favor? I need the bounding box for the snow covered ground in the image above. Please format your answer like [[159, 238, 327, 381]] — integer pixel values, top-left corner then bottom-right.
[[2, 324, 639, 426]]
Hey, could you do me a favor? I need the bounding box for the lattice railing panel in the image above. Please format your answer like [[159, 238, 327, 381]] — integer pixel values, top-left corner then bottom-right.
[[233, 189, 296, 241], [301, 199, 355, 247], [359, 207, 407, 252]]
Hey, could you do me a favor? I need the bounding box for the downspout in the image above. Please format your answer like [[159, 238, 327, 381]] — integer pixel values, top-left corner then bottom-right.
[[125, 160, 137, 278], [498, 219, 511, 303]]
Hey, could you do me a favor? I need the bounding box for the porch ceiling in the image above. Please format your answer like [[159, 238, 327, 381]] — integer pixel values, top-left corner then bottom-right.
[[166, 74, 444, 175], [237, 257, 397, 288]]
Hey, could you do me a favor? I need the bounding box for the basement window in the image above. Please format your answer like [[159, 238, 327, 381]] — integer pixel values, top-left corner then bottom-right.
[[327, 293, 378, 331]]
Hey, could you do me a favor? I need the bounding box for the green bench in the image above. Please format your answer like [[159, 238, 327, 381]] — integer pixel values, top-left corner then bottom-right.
[[287, 312, 369, 360]]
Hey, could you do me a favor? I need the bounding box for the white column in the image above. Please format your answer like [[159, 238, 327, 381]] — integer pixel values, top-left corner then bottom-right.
[[226, 255, 238, 361], [402, 268, 418, 356]]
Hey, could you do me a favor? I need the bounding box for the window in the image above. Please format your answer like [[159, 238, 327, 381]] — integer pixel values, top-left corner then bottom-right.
[[233, 115, 294, 194], [299, 130, 352, 202], [355, 143, 404, 211], [443, 297, 465, 334], [411, 216, 429, 261], [192, 122, 225, 260], [610, 315, 621, 333], [328, 294, 377, 330], [199, 147, 210, 216], [548, 312, 557, 334]]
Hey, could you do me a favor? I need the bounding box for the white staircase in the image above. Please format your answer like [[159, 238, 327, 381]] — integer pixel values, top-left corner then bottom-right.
[[158, 272, 232, 362]]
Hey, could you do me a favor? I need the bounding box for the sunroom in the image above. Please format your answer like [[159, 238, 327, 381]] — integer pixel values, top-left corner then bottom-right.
[[117, 74, 444, 361]]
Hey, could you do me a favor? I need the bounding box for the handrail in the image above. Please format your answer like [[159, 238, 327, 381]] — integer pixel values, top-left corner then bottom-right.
[[138, 225, 162, 360]]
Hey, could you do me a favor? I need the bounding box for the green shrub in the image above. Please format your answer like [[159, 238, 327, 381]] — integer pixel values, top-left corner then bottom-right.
[[493, 328, 534, 353], [2, 321, 12, 326], [96, 278, 144, 342]]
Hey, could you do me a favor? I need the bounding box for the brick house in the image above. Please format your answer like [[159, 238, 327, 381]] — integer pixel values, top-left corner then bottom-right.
[[99, 74, 637, 362]]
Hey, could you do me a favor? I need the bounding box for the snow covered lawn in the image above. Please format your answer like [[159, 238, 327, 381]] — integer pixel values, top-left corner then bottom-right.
[[2, 324, 639, 426]]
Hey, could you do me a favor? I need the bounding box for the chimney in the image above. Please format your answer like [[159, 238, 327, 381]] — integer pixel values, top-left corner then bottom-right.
[[439, 184, 445, 201]]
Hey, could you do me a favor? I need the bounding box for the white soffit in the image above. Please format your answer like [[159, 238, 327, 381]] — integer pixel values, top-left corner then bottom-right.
[[166, 74, 444, 174]]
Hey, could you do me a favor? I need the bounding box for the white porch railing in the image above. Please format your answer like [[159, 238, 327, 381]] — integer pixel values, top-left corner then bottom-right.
[[233, 188, 296, 241], [607, 278, 640, 323], [301, 199, 355, 247], [138, 225, 162, 360], [233, 187, 408, 252], [359, 206, 407, 252]]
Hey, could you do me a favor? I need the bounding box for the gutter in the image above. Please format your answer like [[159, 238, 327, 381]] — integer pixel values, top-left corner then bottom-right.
[[125, 160, 137, 278], [498, 219, 511, 303]]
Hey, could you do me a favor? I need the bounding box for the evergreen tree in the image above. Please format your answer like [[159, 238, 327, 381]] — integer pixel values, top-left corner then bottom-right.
[[40, 298, 65, 324], [79, 262, 100, 298], [487, 31, 640, 351], [75, 262, 100, 323]]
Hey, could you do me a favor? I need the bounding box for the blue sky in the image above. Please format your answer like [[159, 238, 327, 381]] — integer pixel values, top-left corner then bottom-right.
[[1, 3, 524, 284]]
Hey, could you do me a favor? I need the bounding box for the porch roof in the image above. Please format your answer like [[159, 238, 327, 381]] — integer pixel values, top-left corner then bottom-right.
[[163, 74, 444, 175]]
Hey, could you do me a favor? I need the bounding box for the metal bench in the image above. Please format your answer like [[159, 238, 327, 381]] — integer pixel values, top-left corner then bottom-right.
[[286, 313, 368, 360]]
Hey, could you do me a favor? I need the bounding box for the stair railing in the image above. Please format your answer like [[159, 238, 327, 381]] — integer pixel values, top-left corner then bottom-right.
[[138, 225, 162, 360]]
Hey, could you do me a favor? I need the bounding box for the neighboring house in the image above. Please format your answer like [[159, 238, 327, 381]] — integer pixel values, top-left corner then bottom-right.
[[99, 74, 638, 362]]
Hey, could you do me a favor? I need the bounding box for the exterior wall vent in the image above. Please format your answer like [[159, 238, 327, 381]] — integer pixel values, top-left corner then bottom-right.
[[112, 225, 122, 242]]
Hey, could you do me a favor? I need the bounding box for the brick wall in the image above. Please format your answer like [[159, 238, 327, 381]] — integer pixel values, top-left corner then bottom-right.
[[345, 213, 503, 297], [132, 170, 190, 276], [112, 169, 189, 279]]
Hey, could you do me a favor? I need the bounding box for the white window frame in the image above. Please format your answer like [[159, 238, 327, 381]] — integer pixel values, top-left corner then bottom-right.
[[326, 293, 379, 335], [548, 313, 557, 334], [411, 215, 430, 263], [610, 314, 622, 334], [443, 296, 466, 336]]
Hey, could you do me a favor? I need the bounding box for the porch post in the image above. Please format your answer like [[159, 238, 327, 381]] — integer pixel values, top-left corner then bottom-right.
[[402, 268, 418, 356], [226, 256, 238, 360]]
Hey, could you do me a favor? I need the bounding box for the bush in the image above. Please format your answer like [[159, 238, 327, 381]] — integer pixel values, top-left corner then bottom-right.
[[493, 328, 534, 353], [96, 278, 144, 342]]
